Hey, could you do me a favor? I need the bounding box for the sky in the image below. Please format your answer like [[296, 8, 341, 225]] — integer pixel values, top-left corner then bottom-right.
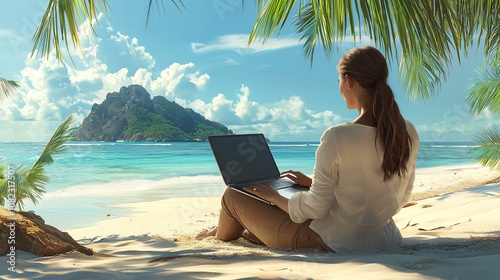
[[0, 0, 497, 142]]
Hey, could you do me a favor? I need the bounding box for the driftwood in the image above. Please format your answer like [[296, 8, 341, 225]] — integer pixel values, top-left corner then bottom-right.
[[0, 206, 94, 257]]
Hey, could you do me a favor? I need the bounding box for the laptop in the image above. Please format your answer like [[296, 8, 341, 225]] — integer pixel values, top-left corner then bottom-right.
[[208, 133, 309, 204]]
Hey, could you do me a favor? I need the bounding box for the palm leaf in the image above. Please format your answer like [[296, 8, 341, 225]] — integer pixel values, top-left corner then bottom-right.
[[248, 0, 498, 100], [34, 115, 75, 166], [32, 0, 188, 63], [465, 64, 500, 115], [0, 115, 74, 210], [0, 77, 20, 99], [399, 47, 450, 100], [20, 164, 50, 211], [250, 0, 299, 44], [0, 163, 7, 206], [0, 163, 5, 180], [31, 0, 109, 63], [146, 0, 185, 27], [9, 165, 49, 211], [455, 0, 500, 62], [469, 127, 500, 171], [0, 163, 52, 212]]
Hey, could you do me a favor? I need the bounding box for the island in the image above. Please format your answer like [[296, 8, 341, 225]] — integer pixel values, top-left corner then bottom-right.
[[74, 84, 233, 142]]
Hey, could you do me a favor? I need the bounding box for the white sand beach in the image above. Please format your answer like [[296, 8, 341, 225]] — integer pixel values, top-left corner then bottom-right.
[[3, 163, 500, 280]]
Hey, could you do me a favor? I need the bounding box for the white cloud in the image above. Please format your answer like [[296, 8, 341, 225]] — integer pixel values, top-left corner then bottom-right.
[[223, 57, 239, 65], [269, 96, 306, 121], [0, 29, 19, 37], [130, 68, 153, 89], [191, 33, 374, 56], [0, 16, 211, 141], [181, 84, 343, 141], [0, 120, 64, 142], [110, 32, 155, 69], [149, 62, 191, 97], [102, 68, 131, 94], [77, 13, 105, 44], [0, 14, 367, 142], [187, 72, 210, 90], [191, 34, 301, 54], [415, 104, 500, 142], [1, 33, 343, 143], [234, 85, 268, 121], [196, 93, 239, 125], [0, 28, 29, 47]]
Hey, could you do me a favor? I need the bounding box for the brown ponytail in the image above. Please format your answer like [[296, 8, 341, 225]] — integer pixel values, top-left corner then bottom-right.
[[337, 46, 412, 181]]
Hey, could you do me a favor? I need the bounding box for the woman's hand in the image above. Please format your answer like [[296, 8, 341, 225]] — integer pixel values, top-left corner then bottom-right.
[[243, 183, 280, 203], [244, 183, 289, 213], [280, 170, 312, 187]]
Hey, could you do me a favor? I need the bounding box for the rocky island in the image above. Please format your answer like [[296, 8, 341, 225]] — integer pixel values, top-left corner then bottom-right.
[[74, 85, 232, 142]]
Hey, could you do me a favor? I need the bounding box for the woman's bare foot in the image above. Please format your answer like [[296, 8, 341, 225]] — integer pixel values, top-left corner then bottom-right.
[[196, 226, 217, 240]]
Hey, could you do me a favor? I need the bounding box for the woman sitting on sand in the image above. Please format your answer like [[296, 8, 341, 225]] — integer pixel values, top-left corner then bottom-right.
[[197, 46, 420, 253]]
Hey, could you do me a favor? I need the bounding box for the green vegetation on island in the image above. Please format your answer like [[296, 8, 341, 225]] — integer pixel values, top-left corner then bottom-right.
[[75, 85, 232, 142]]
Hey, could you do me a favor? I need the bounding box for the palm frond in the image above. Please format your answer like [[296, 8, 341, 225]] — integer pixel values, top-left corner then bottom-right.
[[399, 47, 450, 100], [34, 115, 75, 166], [0, 77, 20, 99], [454, 0, 500, 60], [0, 115, 73, 210], [146, 0, 185, 27], [470, 127, 500, 171], [0, 164, 46, 211], [0, 163, 7, 206], [0, 163, 5, 180], [465, 64, 500, 115], [293, 2, 319, 62], [293, 1, 358, 63], [2, 115, 75, 210], [248, 0, 498, 100], [22, 164, 50, 210], [10, 165, 48, 211], [31, 0, 109, 63], [250, 0, 299, 45]]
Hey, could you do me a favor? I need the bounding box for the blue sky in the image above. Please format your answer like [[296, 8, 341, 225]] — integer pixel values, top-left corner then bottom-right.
[[0, 0, 497, 142]]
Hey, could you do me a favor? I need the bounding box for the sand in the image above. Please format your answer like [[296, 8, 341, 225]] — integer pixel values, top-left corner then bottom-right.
[[2, 163, 500, 279]]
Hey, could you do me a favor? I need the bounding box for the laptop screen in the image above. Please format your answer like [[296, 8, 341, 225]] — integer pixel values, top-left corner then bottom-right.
[[208, 134, 281, 185]]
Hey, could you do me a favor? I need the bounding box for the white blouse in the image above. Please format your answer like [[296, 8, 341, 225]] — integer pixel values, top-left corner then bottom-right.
[[288, 120, 419, 253]]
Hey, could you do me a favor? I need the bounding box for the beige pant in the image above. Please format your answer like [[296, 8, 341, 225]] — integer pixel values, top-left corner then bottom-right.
[[216, 187, 332, 252]]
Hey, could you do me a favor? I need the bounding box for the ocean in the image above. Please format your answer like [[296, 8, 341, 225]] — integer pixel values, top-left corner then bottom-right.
[[0, 141, 478, 230]]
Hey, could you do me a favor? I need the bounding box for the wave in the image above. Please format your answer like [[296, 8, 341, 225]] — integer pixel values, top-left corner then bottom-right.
[[430, 145, 479, 148], [269, 144, 319, 147], [130, 143, 172, 146], [65, 143, 117, 146], [44, 175, 224, 198], [66, 142, 173, 146]]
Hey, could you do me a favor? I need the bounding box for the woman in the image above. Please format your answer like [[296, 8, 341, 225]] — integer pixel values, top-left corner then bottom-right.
[[197, 46, 420, 253]]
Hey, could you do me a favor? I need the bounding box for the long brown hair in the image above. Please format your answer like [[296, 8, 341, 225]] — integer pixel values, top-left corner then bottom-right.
[[337, 46, 412, 181]]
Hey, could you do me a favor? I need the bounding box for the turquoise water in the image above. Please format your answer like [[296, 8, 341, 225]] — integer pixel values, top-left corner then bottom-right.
[[0, 141, 478, 230]]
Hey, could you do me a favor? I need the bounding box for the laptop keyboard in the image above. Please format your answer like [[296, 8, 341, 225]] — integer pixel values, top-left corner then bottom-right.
[[235, 178, 296, 190], [267, 178, 295, 190]]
